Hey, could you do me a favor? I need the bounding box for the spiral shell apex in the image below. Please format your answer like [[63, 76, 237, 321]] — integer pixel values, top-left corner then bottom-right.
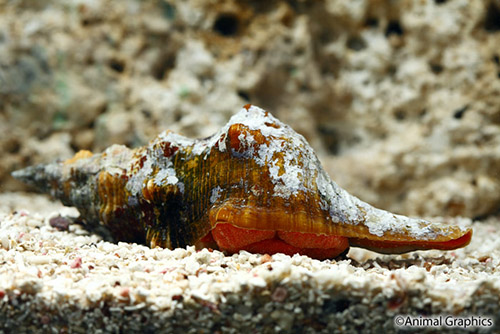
[[12, 104, 472, 259]]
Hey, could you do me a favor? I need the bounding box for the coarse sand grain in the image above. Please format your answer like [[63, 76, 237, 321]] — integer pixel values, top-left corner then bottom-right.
[[0, 192, 498, 334]]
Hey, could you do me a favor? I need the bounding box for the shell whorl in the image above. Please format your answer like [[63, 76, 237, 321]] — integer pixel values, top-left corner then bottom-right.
[[12, 105, 472, 254]]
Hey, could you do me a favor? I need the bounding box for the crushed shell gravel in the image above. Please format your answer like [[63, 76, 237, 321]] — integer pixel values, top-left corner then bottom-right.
[[0, 193, 498, 334]]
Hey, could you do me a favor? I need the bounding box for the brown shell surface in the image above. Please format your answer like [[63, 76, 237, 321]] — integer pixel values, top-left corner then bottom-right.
[[12, 105, 472, 253]]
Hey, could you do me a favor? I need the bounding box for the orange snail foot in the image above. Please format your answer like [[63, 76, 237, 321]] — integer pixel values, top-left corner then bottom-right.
[[207, 223, 349, 260]]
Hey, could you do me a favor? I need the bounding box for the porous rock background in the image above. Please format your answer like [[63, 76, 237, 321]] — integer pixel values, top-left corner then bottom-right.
[[1, 0, 500, 333], [1, 0, 500, 219]]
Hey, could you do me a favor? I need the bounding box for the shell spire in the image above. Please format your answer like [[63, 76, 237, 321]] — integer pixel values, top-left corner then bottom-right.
[[12, 163, 63, 195], [12, 105, 472, 259]]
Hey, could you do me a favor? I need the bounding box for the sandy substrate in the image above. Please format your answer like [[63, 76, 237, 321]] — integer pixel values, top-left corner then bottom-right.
[[0, 192, 498, 334], [1, 1, 499, 332]]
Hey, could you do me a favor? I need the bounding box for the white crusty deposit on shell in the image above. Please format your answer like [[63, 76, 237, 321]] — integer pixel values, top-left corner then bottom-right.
[[223, 105, 320, 198], [355, 200, 453, 239], [124, 105, 456, 240], [218, 106, 455, 240], [210, 186, 223, 204], [126, 143, 181, 196]]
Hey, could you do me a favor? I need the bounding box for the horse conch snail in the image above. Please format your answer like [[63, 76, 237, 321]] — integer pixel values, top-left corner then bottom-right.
[[13, 105, 472, 260]]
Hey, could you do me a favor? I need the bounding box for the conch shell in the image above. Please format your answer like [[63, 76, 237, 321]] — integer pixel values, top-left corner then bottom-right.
[[13, 105, 472, 259]]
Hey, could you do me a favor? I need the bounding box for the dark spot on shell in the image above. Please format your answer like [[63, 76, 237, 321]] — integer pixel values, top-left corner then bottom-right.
[[160, 142, 179, 157], [265, 122, 280, 129], [119, 172, 129, 181], [138, 155, 147, 169]]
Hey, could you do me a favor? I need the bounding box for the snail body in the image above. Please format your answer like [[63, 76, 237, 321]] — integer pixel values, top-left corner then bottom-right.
[[13, 105, 472, 259]]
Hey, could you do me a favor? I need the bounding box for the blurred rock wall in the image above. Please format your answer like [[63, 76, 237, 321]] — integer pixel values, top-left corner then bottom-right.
[[1, 0, 499, 218]]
